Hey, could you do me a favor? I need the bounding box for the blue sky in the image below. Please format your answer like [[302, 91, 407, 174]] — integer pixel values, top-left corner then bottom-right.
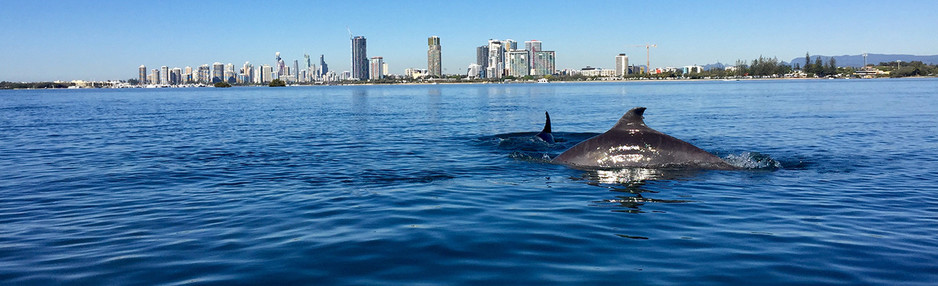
[[1, 0, 936, 81]]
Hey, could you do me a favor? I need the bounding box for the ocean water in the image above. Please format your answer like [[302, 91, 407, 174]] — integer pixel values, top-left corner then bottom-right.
[[2, 79, 937, 284]]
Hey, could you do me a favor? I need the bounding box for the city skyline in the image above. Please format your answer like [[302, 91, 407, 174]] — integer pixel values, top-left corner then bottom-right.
[[133, 35, 559, 86], [2, 0, 937, 82]]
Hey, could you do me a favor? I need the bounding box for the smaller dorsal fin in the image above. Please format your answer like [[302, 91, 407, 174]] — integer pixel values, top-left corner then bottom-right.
[[613, 107, 647, 129]]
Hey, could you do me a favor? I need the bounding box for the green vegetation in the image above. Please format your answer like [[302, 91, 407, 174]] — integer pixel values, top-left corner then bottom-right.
[[214, 81, 232, 88], [876, 61, 938, 77], [802, 53, 838, 77], [268, 79, 286, 87], [0, 81, 73, 89], [747, 56, 792, 76]]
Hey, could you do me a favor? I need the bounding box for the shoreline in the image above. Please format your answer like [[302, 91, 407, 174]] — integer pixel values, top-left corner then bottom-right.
[[3, 76, 935, 90]]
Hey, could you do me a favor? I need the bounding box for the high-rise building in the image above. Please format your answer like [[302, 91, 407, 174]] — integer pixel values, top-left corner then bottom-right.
[[306, 64, 319, 82], [507, 50, 529, 77], [276, 52, 287, 77], [427, 36, 442, 77], [382, 62, 389, 77], [261, 65, 273, 83], [319, 54, 329, 78], [615, 54, 630, 76], [225, 63, 235, 83], [198, 65, 211, 84], [524, 40, 542, 74], [160, 66, 169, 85], [242, 62, 253, 83], [293, 60, 299, 82], [351, 36, 368, 80], [532, 51, 556, 76], [138, 65, 147, 85], [487, 40, 504, 79], [212, 62, 224, 83], [476, 45, 489, 78], [501, 39, 517, 77], [171, 67, 182, 85], [150, 68, 159, 84], [369, 57, 384, 80], [254, 66, 262, 84], [184, 66, 193, 83], [304, 54, 311, 82]]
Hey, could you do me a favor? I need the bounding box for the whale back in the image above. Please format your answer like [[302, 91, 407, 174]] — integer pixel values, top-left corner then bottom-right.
[[551, 107, 733, 169]]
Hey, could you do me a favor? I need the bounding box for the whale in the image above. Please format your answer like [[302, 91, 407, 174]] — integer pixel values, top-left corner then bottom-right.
[[549, 107, 735, 170]]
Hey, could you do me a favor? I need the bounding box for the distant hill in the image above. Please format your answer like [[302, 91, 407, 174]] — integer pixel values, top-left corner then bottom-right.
[[789, 54, 938, 67], [702, 60, 790, 71], [702, 62, 727, 71]]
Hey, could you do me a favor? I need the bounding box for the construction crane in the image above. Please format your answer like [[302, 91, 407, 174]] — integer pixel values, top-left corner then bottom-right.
[[632, 44, 657, 73], [346, 26, 353, 40]]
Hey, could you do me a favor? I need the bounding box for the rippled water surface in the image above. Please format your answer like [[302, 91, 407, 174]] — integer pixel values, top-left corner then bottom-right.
[[2, 79, 938, 284]]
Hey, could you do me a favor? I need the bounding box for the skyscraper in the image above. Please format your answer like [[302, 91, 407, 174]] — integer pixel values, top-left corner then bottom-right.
[[225, 63, 235, 83], [184, 66, 193, 83], [319, 54, 329, 79], [351, 36, 368, 80], [198, 65, 211, 84], [532, 51, 556, 76], [171, 67, 182, 85], [242, 62, 253, 83], [369, 56, 384, 80], [507, 50, 529, 77], [151, 68, 160, 84], [253, 66, 262, 84], [276, 52, 286, 77], [303, 54, 311, 82], [261, 65, 273, 83], [486, 40, 504, 79], [427, 36, 442, 77], [476, 45, 489, 78], [160, 66, 169, 85], [212, 62, 224, 83], [138, 65, 147, 85], [524, 40, 542, 73], [615, 54, 630, 76], [293, 60, 299, 83]]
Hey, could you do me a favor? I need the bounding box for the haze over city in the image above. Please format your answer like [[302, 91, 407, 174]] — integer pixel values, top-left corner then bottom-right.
[[1, 0, 936, 82]]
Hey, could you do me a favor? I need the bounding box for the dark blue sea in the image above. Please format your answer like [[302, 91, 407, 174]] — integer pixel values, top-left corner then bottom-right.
[[2, 79, 938, 285]]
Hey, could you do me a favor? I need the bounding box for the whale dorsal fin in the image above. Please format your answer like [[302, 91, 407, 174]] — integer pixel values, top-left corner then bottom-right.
[[536, 111, 554, 143], [613, 107, 647, 129]]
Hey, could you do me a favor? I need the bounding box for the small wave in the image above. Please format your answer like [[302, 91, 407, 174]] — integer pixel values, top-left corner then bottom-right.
[[481, 132, 603, 164], [354, 169, 455, 186], [496, 136, 555, 152], [507, 151, 553, 163], [723, 152, 782, 170]]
